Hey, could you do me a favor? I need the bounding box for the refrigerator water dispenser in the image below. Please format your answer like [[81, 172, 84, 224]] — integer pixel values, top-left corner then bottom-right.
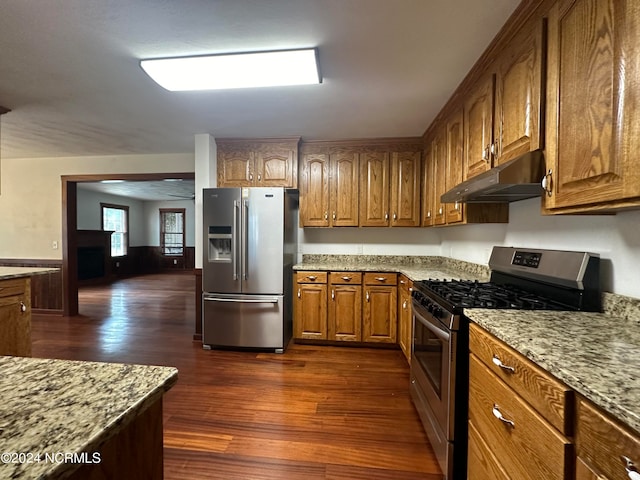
[[208, 226, 232, 262]]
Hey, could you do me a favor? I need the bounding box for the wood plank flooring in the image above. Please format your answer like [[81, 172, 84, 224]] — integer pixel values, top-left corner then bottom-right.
[[30, 273, 442, 480]]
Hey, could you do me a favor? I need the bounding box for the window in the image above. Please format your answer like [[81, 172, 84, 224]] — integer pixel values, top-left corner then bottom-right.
[[160, 208, 185, 256], [101, 203, 129, 257]]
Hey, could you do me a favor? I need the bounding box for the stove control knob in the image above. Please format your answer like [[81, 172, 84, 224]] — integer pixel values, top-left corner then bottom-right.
[[433, 307, 443, 318]]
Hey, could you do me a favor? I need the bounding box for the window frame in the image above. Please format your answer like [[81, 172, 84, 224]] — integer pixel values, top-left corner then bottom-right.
[[160, 208, 186, 257], [101, 202, 129, 257]]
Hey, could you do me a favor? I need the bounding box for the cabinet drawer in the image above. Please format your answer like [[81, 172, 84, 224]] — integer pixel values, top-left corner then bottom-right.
[[469, 323, 572, 434], [328, 272, 362, 285], [468, 419, 510, 480], [469, 354, 572, 480], [0, 278, 27, 298], [363, 272, 397, 286], [576, 397, 640, 480], [296, 271, 327, 284]]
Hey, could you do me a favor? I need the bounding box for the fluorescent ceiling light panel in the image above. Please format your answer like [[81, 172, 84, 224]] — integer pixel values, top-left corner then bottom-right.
[[140, 48, 321, 91]]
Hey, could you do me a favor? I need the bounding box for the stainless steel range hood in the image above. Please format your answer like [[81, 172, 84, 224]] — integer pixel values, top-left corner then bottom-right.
[[441, 150, 545, 203]]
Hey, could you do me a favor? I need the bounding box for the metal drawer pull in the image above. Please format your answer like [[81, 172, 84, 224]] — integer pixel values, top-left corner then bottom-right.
[[366, 291, 370, 302], [307, 276, 317, 281], [492, 355, 515, 373], [402, 300, 407, 309], [541, 169, 553, 196], [331, 289, 335, 300], [341, 276, 352, 281], [622, 456, 640, 480], [20, 301, 27, 312], [297, 289, 301, 299], [492, 405, 515, 428], [375, 277, 386, 282]]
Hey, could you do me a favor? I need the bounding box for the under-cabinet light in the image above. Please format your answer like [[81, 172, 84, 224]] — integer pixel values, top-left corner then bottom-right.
[[140, 48, 321, 91]]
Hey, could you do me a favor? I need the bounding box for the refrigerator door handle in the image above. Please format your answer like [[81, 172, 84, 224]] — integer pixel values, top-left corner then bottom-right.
[[204, 296, 279, 304], [232, 200, 240, 281], [243, 199, 249, 281]]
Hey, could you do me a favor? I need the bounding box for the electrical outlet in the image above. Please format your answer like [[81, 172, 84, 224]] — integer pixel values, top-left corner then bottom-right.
[[116, 261, 120, 268], [52, 241, 58, 250], [173, 259, 178, 265]]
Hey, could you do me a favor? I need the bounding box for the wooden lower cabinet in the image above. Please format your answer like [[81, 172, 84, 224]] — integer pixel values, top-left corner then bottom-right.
[[294, 272, 328, 340], [575, 397, 640, 480], [397, 274, 413, 363], [294, 271, 399, 346], [328, 272, 362, 342], [0, 277, 31, 357], [362, 273, 397, 343], [468, 323, 572, 480]]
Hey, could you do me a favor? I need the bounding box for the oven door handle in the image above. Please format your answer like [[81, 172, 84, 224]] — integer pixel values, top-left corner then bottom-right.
[[413, 306, 450, 343]]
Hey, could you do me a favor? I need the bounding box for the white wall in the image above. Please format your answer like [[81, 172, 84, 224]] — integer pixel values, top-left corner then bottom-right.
[[299, 198, 640, 299], [0, 153, 193, 259]]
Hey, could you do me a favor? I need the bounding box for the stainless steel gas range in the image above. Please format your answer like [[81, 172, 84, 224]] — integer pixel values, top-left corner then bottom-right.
[[409, 246, 601, 480]]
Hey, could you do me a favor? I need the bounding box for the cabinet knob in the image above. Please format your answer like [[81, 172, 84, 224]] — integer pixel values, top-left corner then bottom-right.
[[307, 275, 317, 281], [366, 291, 370, 302], [297, 289, 301, 298], [324, 212, 328, 220], [249, 173, 254, 181], [427, 210, 431, 218], [258, 173, 262, 181], [454, 201, 460, 211], [20, 301, 27, 313], [438, 207, 443, 215], [490, 142, 496, 156], [482, 145, 489, 161], [375, 277, 386, 282], [402, 300, 407, 309], [385, 212, 389, 221], [341, 276, 352, 281], [331, 289, 335, 300], [332, 211, 336, 221]]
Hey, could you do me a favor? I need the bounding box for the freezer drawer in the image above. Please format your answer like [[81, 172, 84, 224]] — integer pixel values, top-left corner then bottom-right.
[[202, 293, 287, 351]]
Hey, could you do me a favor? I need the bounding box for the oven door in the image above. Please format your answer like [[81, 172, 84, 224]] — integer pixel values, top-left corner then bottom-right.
[[410, 300, 456, 477]]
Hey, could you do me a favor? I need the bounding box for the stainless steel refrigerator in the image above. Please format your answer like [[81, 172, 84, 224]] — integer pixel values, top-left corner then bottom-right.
[[202, 187, 298, 352]]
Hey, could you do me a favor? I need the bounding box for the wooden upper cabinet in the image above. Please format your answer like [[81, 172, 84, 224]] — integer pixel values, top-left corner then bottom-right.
[[432, 129, 447, 226], [544, 0, 640, 212], [330, 152, 359, 226], [218, 149, 254, 187], [300, 153, 330, 227], [217, 138, 299, 188], [445, 110, 464, 224], [359, 152, 390, 226], [421, 142, 435, 226], [464, 75, 495, 180], [390, 151, 421, 226], [256, 148, 296, 187], [493, 20, 545, 165]]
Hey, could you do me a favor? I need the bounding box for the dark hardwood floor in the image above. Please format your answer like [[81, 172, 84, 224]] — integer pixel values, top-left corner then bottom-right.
[[31, 273, 442, 480]]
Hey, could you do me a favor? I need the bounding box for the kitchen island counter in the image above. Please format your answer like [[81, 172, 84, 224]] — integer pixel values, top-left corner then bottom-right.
[[0, 356, 177, 480], [0, 266, 59, 280], [466, 305, 640, 436]]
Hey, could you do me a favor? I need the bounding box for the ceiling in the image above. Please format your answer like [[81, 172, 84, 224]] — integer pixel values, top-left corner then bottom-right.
[[77, 179, 196, 201], [0, 0, 520, 162]]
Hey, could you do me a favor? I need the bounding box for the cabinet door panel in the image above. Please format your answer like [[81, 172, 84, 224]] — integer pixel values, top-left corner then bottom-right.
[[432, 131, 447, 226], [294, 284, 327, 340], [300, 154, 330, 227], [362, 286, 396, 343], [328, 285, 362, 342], [464, 76, 495, 180], [257, 149, 294, 187], [390, 151, 420, 226], [330, 152, 359, 226], [445, 111, 464, 224], [421, 143, 435, 226], [359, 152, 390, 226], [494, 21, 544, 165], [218, 151, 253, 186], [545, 0, 621, 208]]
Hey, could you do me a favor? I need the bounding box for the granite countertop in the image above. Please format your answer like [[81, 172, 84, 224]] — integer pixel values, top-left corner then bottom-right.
[[293, 254, 490, 282], [0, 267, 59, 280], [0, 356, 178, 480], [467, 308, 640, 435]]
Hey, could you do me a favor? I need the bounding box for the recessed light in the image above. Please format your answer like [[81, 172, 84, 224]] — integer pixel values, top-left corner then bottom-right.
[[140, 48, 321, 91]]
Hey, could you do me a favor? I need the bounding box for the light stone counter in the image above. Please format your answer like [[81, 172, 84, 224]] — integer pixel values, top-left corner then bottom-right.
[[0, 356, 178, 480], [293, 254, 490, 282], [467, 308, 640, 435], [0, 267, 59, 280]]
